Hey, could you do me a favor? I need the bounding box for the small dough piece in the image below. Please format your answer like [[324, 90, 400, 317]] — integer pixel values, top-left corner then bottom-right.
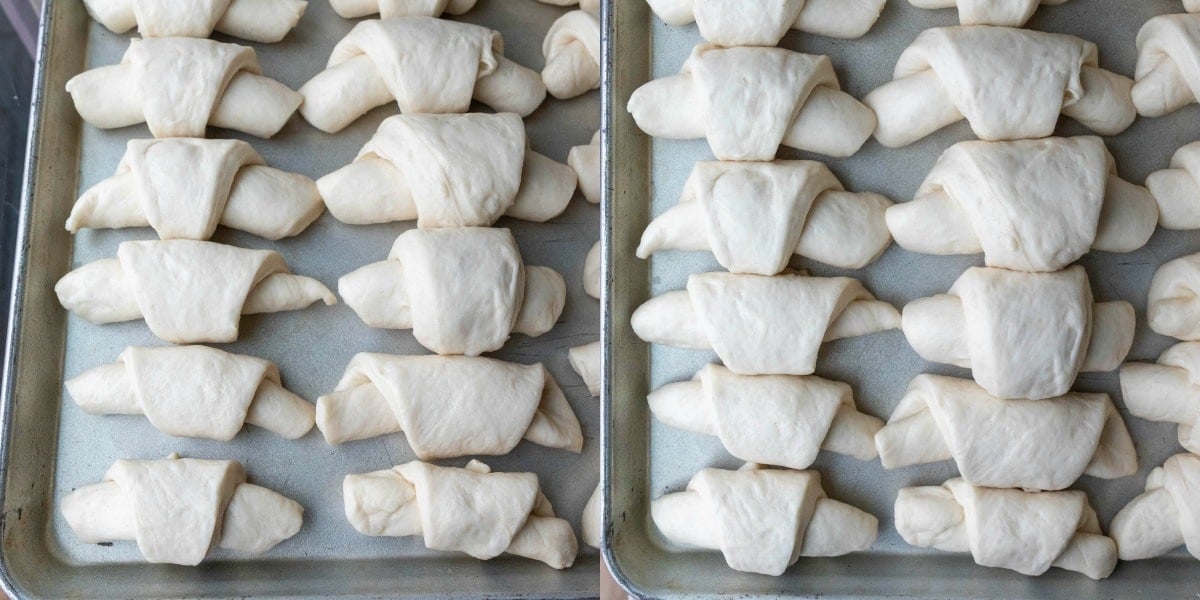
[[68, 138, 323, 241], [569, 130, 600, 205], [65, 38, 301, 139], [55, 240, 335, 344], [328, 0, 475, 19], [1111, 453, 1200, 561], [298, 17, 546, 133], [888, 136, 1155, 271], [650, 364, 882, 469], [651, 464, 877, 575], [343, 459, 577, 569], [876, 374, 1136, 491], [542, 9, 600, 100], [628, 45, 876, 160], [864, 26, 1135, 148], [569, 341, 601, 397], [315, 353, 582, 456], [895, 478, 1116, 579], [639, 160, 892, 274], [582, 481, 601, 549], [1145, 141, 1200, 229], [1146, 252, 1200, 341], [901, 266, 1134, 400], [67, 346, 314, 441], [339, 228, 565, 356], [645, 0, 885, 46], [584, 241, 601, 300], [81, 0, 307, 43], [1120, 342, 1200, 454], [317, 113, 575, 228], [634, 272, 899, 375], [61, 455, 303, 565], [1135, 14, 1200, 118], [906, 0, 1067, 27]]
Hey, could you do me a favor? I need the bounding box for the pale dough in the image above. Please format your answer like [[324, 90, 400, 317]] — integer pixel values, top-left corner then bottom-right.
[[1147, 252, 1200, 341], [569, 341, 601, 397], [906, 0, 1068, 27], [1134, 14, 1200, 117], [569, 130, 601, 204], [582, 481, 601, 549], [645, 0, 885, 46], [81, 0, 307, 42], [1120, 342, 1200, 454], [329, 0, 475, 19], [1110, 453, 1200, 561], [584, 241, 601, 300], [542, 9, 600, 100], [1146, 140, 1200, 229]]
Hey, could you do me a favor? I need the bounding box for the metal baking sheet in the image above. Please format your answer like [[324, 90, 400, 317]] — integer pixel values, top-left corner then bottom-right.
[[602, 0, 1200, 597], [0, 0, 601, 598]]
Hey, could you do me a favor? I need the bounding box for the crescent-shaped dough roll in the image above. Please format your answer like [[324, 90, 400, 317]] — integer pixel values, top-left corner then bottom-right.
[[1111, 453, 1200, 561], [65, 38, 301, 139], [902, 266, 1134, 400], [298, 18, 546, 134], [582, 481, 601, 549], [1119, 342, 1200, 454], [887, 136, 1156, 271], [650, 364, 882, 469], [864, 26, 1135, 148], [1146, 252, 1200, 341], [61, 454, 303, 565], [68, 138, 322, 241], [651, 464, 877, 576], [876, 374, 1136, 491], [628, 45, 876, 160], [81, 0, 307, 43], [569, 130, 600, 205], [67, 346, 314, 441], [638, 160, 892, 274], [632, 271, 900, 376], [317, 113, 575, 228], [584, 241, 601, 300], [569, 341, 601, 397], [895, 478, 1116, 579], [315, 353, 583, 456], [1134, 14, 1200, 118], [1144, 141, 1200, 229], [343, 459, 577, 569], [906, 0, 1067, 27], [542, 9, 600, 100], [646, 0, 884, 46], [55, 240, 336, 344], [328, 0, 475, 18], [339, 228, 565, 356]]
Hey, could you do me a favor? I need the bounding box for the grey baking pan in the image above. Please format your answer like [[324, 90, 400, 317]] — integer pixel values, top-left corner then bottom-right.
[[602, 0, 1200, 597], [0, 0, 600, 598]]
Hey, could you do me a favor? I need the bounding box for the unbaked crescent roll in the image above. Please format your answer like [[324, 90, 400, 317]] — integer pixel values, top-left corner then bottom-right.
[[646, 0, 885, 46], [570, 131, 600, 204], [68, 138, 323, 241], [906, 0, 1067, 27], [582, 481, 601, 549], [1145, 141, 1200, 229], [1119, 342, 1200, 454], [895, 478, 1116, 579], [55, 240, 336, 344], [81, 0, 307, 43], [65, 38, 301, 139], [344, 459, 577, 569], [651, 464, 877, 576], [864, 26, 1134, 148], [1147, 252, 1200, 341], [628, 45, 876, 160], [62, 454, 303, 565], [569, 341, 600, 397], [632, 271, 900, 376], [876, 374, 1136, 491], [902, 266, 1134, 400], [543, 9, 600, 100], [1110, 453, 1200, 561], [1134, 14, 1200, 118], [639, 160, 892, 274], [298, 17, 545, 133], [328, 0, 475, 19]]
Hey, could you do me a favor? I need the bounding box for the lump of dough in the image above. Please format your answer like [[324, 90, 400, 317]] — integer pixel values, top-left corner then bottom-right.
[[906, 0, 1068, 27], [81, 0, 307, 43], [1134, 14, 1200, 118], [646, 0, 885, 46], [542, 9, 600, 100], [1144, 140, 1200, 230], [569, 130, 600, 205], [1146, 252, 1200, 341], [328, 0, 475, 19], [582, 481, 601, 549], [1120, 342, 1200, 453], [1110, 453, 1200, 561], [569, 341, 601, 397]]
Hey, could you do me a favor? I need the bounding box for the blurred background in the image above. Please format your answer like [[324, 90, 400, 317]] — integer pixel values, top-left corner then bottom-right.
[[0, 0, 35, 335]]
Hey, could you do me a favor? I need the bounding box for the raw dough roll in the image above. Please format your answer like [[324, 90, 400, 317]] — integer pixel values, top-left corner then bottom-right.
[[328, 0, 475, 19], [645, 0, 885, 46], [902, 266, 1134, 400], [1120, 342, 1200, 453], [1134, 14, 1200, 118], [1145, 141, 1200, 229], [895, 478, 1116, 579], [55, 240, 336, 344], [887, 136, 1156, 271], [343, 459, 578, 569], [906, 0, 1068, 27], [638, 160, 892, 274], [651, 464, 877, 576], [68, 138, 323, 241], [584, 241, 601, 300], [628, 46, 876, 160], [339, 228, 565, 356], [81, 0, 307, 43], [1147, 252, 1200, 341], [61, 454, 303, 565], [65, 38, 301, 139], [298, 17, 546, 133], [1110, 453, 1200, 561], [569, 341, 601, 397], [582, 481, 601, 549], [864, 26, 1135, 148], [67, 346, 315, 441], [876, 374, 1136, 490], [569, 130, 601, 204], [650, 364, 882, 469], [317, 113, 575, 228], [542, 9, 600, 100]]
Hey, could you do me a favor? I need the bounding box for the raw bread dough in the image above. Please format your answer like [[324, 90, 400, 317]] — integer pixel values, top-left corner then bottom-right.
[[876, 374, 1136, 490], [632, 271, 900, 376], [584, 241, 601, 300], [569, 130, 600, 204], [569, 341, 601, 397], [1120, 342, 1200, 454], [1147, 252, 1200, 341], [343, 459, 578, 569], [651, 464, 877, 575], [638, 160, 892, 274], [895, 478, 1116, 579], [543, 9, 600, 100], [328, 0, 475, 18], [864, 26, 1135, 148], [298, 17, 546, 133], [628, 45, 876, 160], [906, 0, 1067, 26], [61, 454, 303, 565], [888, 136, 1156, 271], [650, 364, 882, 469], [1145, 141, 1200, 229], [645, 0, 885, 46], [315, 353, 583, 456], [339, 228, 565, 356], [65, 37, 301, 139], [55, 239, 336, 344], [81, 0, 306, 42], [67, 346, 315, 441], [67, 138, 323, 241], [1134, 14, 1200, 117], [1110, 453, 1200, 561], [901, 266, 1134, 400], [317, 113, 575, 228], [582, 481, 601, 549]]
